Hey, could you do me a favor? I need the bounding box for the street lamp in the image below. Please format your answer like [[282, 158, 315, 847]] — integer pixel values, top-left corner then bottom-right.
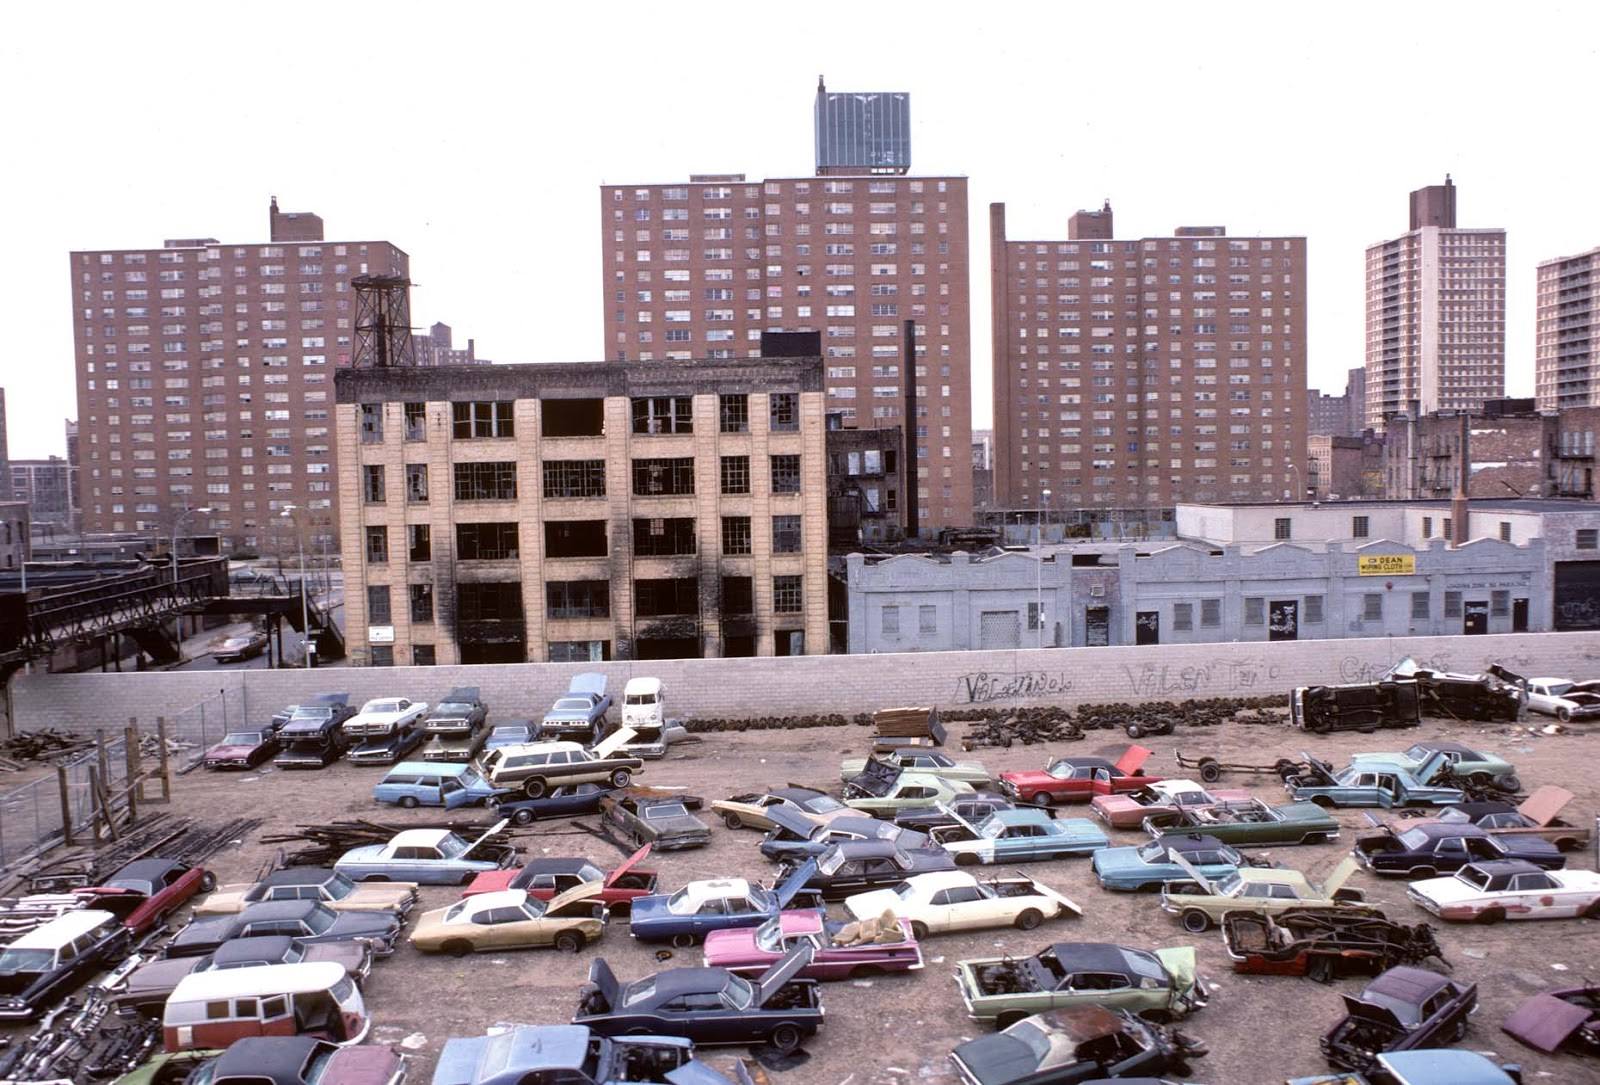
[[1037, 488, 1051, 648], [280, 505, 312, 669]]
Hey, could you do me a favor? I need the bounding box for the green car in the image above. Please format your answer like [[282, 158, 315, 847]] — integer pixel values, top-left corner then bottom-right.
[[1350, 741, 1520, 791], [955, 942, 1205, 1028], [113, 1051, 219, 1083], [842, 761, 975, 816], [1142, 798, 1340, 847], [839, 751, 992, 787]]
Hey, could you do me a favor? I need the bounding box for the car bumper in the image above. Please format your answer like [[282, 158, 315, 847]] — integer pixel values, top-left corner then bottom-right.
[[204, 758, 255, 770], [1405, 887, 1443, 916]]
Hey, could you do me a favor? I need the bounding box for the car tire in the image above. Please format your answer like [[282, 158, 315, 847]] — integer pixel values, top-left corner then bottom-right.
[[1030, 793, 1052, 807], [995, 1011, 1029, 1030], [910, 921, 929, 941], [955, 853, 980, 867], [199, 872, 217, 892], [672, 932, 698, 949], [524, 779, 548, 799], [722, 812, 743, 830], [1453, 1017, 1469, 1042], [1476, 907, 1505, 925], [1412, 866, 1436, 879], [1558, 707, 1572, 722], [611, 770, 633, 789], [769, 1024, 803, 1054], [398, 796, 419, 809], [443, 940, 472, 958], [1014, 908, 1043, 931], [1180, 909, 1211, 933], [1583, 899, 1600, 919], [511, 809, 536, 826], [1500, 775, 1522, 793], [1198, 761, 1222, 784], [555, 932, 583, 954]]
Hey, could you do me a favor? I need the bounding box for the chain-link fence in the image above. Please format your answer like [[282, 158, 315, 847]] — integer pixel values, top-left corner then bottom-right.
[[162, 689, 245, 772], [0, 735, 133, 873]]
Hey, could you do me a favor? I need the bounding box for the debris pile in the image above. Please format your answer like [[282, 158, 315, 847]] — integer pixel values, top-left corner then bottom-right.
[[0, 729, 94, 769], [260, 818, 521, 868]]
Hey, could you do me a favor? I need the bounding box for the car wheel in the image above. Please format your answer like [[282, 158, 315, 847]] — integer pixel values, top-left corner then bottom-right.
[[1180, 909, 1211, 933], [1310, 797, 1336, 809], [511, 809, 536, 826], [910, 921, 929, 941], [1452, 1017, 1469, 1042], [524, 778, 548, 799], [995, 1011, 1029, 1030], [1198, 761, 1222, 784], [1030, 792, 1052, 807], [1583, 899, 1600, 919], [671, 932, 698, 949], [1475, 907, 1505, 925], [1307, 956, 1335, 984], [443, 940, 473, 958], [1413, 866, 1436, 879], [769, 1024, 803, 1054], [199, 872, 217, 892], [721, 812, 743, 830], [1500, 775, 1522, 793], [955, 853, 980, 867], [1558, 707, 1572, 722], [398, 796, 419, 809], [611, 770, 633, 789], [1014, 908, 1043, 931], [555, 932, 583, 954]]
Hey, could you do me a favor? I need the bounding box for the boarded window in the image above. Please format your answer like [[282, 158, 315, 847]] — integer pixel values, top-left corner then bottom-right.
[[1273, 518, 1290, 540], [541, 398, 604, 437], [919, 604, 937, 635], [1578, 528, 1598, 550], [1491, 590, 1510, 617], [1499, 521, 1511, 543], [1444, 591, 1463, 617], [881, 604, 900, 634], [1351, 516, 1369, 538], [1411, 592, 1430, 620], [1363, 593, 1383, 621]]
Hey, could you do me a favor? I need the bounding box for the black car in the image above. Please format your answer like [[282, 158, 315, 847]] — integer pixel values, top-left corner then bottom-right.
[[1292, 680, 1422, 733], [1413, 669, 1524, 723], [1320, 966, 1477, 1073], [758, 808, 932, 862], [346, 716, 428, 766], [273, 694, 357, 769], [949, 1006, 1206, 1085], [0, 909, 131, 1021], [425, 686, 489, 733], [497, 783, 612, 826], [1354, 822, 1563, 877], [896, 795, 1023, 834], [192, 1035, 407, 1085], [167, 900, 399, 959], [574, 944, 822, 1054], [779, 838, 956, 901]]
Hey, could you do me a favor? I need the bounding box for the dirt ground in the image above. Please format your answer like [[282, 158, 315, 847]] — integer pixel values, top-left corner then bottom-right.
[[8, 710, 1600, 1084]]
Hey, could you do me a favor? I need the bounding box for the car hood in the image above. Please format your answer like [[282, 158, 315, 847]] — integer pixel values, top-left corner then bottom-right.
[[1497, 835, 1562, 860], [606, 844, 654, 887], [952, 1032, 1048, 1085], [702, 926, 762, 961], [325, 1046, 406, 1085], [1410, 875, 1477, 904], [1338, 994, 1405, 1032], [432, 1037, 489, 1085], [1153, 946, 1198, 999], [543, 708, 595, 722], [752, 943, 814, 1005], [1000, 769, 1056, 786], [205, 743, 260, 758], [1518, 785, 1574, 827], [766, 806, 824, 839], [844, 888, 901, 919], [122, 956, 206, 997], [1115, 745, 1154, 775], [1502, 991, 1596, 1053], [1092, 846, 1164, 873], [465, 871, 517, 896]]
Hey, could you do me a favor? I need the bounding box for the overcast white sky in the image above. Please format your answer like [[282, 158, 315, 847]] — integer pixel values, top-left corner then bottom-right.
[[3, 1, 1597, 459]]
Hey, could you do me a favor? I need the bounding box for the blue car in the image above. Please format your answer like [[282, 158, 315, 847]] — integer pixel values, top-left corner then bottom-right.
[[374, 762, 507, 809], [627, 860, 818, 947], [1284, 753, 1465, 809], [497, 783, 612, 826], [1287, 1049, 1524, 1085], [484, 721, 540, 753], [1092, 834, 1249, 892], [757, 808, 932, 863], [431, 1024, 750, 1085], [931, 807, 1109, 865]]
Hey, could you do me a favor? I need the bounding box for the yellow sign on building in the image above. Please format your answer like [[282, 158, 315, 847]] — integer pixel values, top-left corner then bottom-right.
[[1357, 554, 1416, 576]]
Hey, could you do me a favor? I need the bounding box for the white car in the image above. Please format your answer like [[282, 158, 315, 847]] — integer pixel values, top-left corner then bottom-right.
[[343, 697, 430, 739], [1407, 859, 1600, 922], [842, 870, 1080, 939], [1524, 677, 1600, 721]]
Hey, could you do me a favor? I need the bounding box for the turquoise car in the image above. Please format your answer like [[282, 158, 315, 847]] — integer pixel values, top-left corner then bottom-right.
[[1287, 1049, 1523, 1084], [931, 808, 1108, 865], [1092, 833, 1248, 892], [373, 762, 507, 809], [1351, 741, 1521, 791], [1283, 753, 1464, 809]]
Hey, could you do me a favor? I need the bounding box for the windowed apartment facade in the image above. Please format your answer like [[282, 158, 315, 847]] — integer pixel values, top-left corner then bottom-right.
[[1536, 245, 1600, 411], [334, 356, 829, 666]]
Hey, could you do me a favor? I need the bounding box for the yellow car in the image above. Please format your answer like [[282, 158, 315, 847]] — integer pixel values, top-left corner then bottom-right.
[[411, 882, 605, 956]]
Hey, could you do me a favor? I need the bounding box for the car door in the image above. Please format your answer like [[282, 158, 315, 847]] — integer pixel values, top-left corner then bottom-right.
[[939, 885, 992, 931], [439, 777, 469, 809], [693, 898, 728, 935]]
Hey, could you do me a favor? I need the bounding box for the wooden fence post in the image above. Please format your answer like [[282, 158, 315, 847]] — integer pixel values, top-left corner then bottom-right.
[[124, 720, 140, 823], [155, 716, 172, 802], [56, 764, 74, 847]]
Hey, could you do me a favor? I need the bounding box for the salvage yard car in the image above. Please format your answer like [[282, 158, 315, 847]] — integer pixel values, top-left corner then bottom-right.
[[1090, 779, 1250, 828], [954, 942, 1204, 1029], [203, 727, 280, 770], [0, 909, 129, 1021], [481, 732, 642, 798], [573, 945, 823, 1053], [483, 720, 540, 754], [1288, 1049, 1526, 1085], [1417, 785, 1591, 852], [1283, 754, 1464, 808], [1142, 797, 1341, 847], [1406, 858, 1600, 922], [1524, 676, 1600, 721], [411, 883, 606, 956], [895, 794, 1020, 834], [83, 857, 214, 934], [1501, 983, 1600, 1056], [466, 845, 656, 914], [168, 899, 401, 958], [781, 838, 956, 901], [626, 863, 819, 947], [273, 695, 358, 769], [1292, 678, 1421, 734], [333, 825, 515, 886], [841, 757, 976, 816], [703, 910, 922, 981], [1354, 821, 1563, 877], [1319, 966, 1476, 1073], [373, 761, 506, 809], [839, 750, 993, 787], [713, 786, 855, 831], [496, 783, 611, 826], [161, 961, 369, 1051], [342, 696, 430, 766], [420, 687, 491, 763], [949, 1005, 1208, 1085], [196, 866, 417, 917], [181, 1035, 406, 1085], [931, 807, 1109, 865], [1159, 855, 1370, 932], [541, 673, 612, 743], [1350, 740, 1521, 791], [1092, 834, 1254, 893], [431, 1024, 730, 1085], [601, 790, 712, 850], [998, 746, 1163, 806], [844, 869, 1080, 939], [757, 809, 933, 862], [1221, 910, 1446, 983], [113, 934, 371, 1016]]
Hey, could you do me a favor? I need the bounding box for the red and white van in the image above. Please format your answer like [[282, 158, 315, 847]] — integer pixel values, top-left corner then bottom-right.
[[162, 961, 368, 1052]]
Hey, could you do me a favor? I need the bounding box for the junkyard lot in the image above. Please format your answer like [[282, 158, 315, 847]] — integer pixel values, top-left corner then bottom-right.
[[10, 714, 1599, 1084]]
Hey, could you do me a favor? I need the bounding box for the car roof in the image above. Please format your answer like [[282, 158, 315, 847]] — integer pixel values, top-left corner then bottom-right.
[[829, 839, 903, 858], [114, 858, 184, 881], [1163, 834, 1228, 853], [1444, 801, 1515, 819], [390, 829, 454, 848], [10, 909, 118, 948], [624, 677, 663, 695], [473, 1026, 590, 1076], [1465, 859, 1543, 876], [1048, 943, 1139, 973], [389, 761, 471, 777], [905, 871, 976, 892], [1047, 757, 1115, 769], [497, 741, 585, 755], [240, 900, 321, 920], [1152, 780, 1207, 796], [1413, 741, 1479, 755], [1238, 868, 1308, 885], [991, 808, 1053, 825], [1364, 966, 1452, 1004], [457, 890, 532, 915], [260, 867, 338, 887], [212, 936, 296, 964], [211, 1036, 326, 1079], [649, 967, 731, 997], [679, 879, 754, 904], [1404, 822, 1486, 839], [1028, 1004, 1129, 1042], [169, 961, 346, 1002], [771, 787, 826, 802], [522, 858, 597, 875], [492, 721, 538, 732]]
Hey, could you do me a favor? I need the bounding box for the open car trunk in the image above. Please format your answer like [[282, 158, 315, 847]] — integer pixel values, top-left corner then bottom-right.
[[582, 958, 620, 1014]]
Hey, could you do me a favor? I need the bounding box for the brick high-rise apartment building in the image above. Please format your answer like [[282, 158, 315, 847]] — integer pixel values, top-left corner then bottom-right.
[[1365, 177, 1506, 428], [70, 200, 407, 552], [1536, 244, 1600, 411], [600, 84, 972, 531], [990, 201, 1307, 510]]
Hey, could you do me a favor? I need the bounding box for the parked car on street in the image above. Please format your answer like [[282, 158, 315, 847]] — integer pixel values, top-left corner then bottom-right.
[[932, 807, 1109, 865], [82, 858, 214, 934], [1407, 859, 1600, 922], [420, 687, 491, 763], [464, 845, 656, 916], [1524, 676, 1600, 721], [781, 839, 956, 901], [703, 909, 922, 981], [1092, 834, 1254, 892], [0, 909, 130, 1021], [628, 863, 820, 947], [1354, 821, 1563, 876], [412, 883, 606, 956], [481, 732, 641, 798], [333, 825, 515, 886], [210, 629, 269, 664], [713, 787, 856, 831], [843, 870, 1080, 939], [601, 790, 711, 850], [1142, 798, 1341, 847], [182, 1035, 405, 1085], [197, 867, 417, 917], [1159, 855, 1370, 932], [542, 673, 612, 743], [954, 942, 1205, 1029], [839, 750, 992, 787], [1320, 966, 1476, 1073], [203, 727, 280, 770], [999, 746, 1162, 806], [496, 783, 611, 825], [949, 1005, 1208, 1085], [169, 900, 401, 958], [1091, 779, 1251, 828]]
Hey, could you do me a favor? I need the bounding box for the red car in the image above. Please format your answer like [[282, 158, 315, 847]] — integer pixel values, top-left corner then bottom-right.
[[999, 745, 1162, 806], [461, 843, 656, 915], [703, 909, 923, 980], [203, 727, 280, 770], [80, 858, 214, 935]]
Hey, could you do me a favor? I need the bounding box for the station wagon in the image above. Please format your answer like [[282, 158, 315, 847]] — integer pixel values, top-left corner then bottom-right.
[[373, 762, 506, 809], [0, 909, 130, 1021]]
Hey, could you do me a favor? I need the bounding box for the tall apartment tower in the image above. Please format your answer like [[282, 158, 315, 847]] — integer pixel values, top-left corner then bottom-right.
[[601, 83, 971, 530], [990, 201, 1307, 510], [1364, 177, 1506, 428], [70, 201, 408, 552], [0, 388, 10, 501], [1536, 245, 1600, 410]]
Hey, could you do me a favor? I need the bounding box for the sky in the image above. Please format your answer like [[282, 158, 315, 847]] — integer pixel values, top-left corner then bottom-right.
[[3, 1, 1597, 459]]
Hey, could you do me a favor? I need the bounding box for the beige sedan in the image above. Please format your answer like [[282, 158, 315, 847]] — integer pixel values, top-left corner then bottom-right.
[[411, 883, 605, 956], [711, 787, 859, 831], [195, 868, 418, 917]]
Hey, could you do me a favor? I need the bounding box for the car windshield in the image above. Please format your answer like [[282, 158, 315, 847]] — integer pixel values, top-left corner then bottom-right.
[[1397, 828, 1431, 850], [892, 880, 917, 900], [437, 835, 468, 858], [553, 698, 591, 712], [491, 727, 529, 740], [804, 795, 846, 814], [304, 908, 335, 934], [289, 707, 332, 722], [520, 898, 547, 919], [818, 850, 846, 875], [1136, 841, 1167, 862], [1401, 744, 1430, 760], [460, 768, 487, 788], [1364, 990, 1425, 1028], [723, 974, 755, 1010], [576, 864, 605, 883], [1000, 1019, 1058, 1063], [0, 948, 52, 974], [1436, 808, 1470, 824], [981, 819, 1007, 839], [365, 701, 402, 714], [325, 874, 356, 898], [1219, 845, 1243, 865], [667, 888, 692, 913], [622, 979, 656, 1008], [303, 1047, 338, 1085], [1214, 872, 1243, 896], [1547, 682, 1575, 697], [1045, 761, 1073, 780], [626, 693, 657, 705], [283, 943, 305, 963], [644, 804, 688, 820], [444, 901, 469, 923], [754, 917, 786, 953], [220, 732, 261, 745], [438, 702, 473, 714]]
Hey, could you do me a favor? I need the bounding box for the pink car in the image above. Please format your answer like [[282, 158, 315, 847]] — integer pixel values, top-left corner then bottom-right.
[[1091, 780, 1251, 829], [703, 910, 922, 981]]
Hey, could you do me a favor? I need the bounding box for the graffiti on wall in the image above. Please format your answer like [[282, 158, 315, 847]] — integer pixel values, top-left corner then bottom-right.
[[1121, 658, 1282, 697], [955, 671, 1075, 704]]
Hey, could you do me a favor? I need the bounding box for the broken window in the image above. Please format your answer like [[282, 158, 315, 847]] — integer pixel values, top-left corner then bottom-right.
[[719, 393, 748, 433], [633, 517, 697, 556], [770, 454, 801, 494], [772, 515, 802, 553], [404, 401, 426, 442], [773, 575, 803, 613], [457, 581, 523, 623], [366, 585, 391, 624], [454, 462, 517, 501], [634, 577, 699, 617], [452, 400, 514, 439], [362, 464, 385, 504], [541, 397, 604, 437], [365, 526, 388, 564], [405, 463, 428, 503], [633, 457, 695, 496], [721, 576, 753, 614], [720, 456, 750, 494], [542, 460, 606, 499], [546, 580, 610, 619], [545, 520, 607, 558], [721, 516, 751, 555], [549, 640, 611, 662], [410, 583, 434, 623], [456, 522, 520, 561], [359, 403, 384, 443], [769, 392, 799, 431], [631, 396, 693, 435], [407, 523, 431, 562]]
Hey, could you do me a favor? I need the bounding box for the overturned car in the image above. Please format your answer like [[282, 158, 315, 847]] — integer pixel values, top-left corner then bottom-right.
[[1221, 908, 1446, 983]]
